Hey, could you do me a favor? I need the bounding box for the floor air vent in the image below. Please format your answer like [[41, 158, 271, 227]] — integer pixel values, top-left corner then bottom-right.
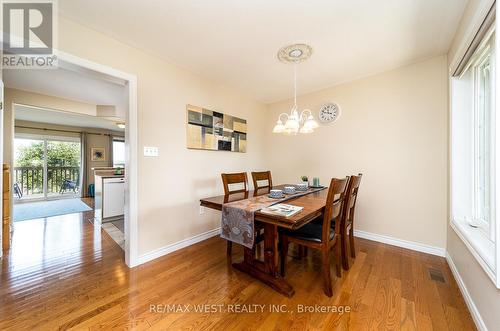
[[428, 268, 446, 283]]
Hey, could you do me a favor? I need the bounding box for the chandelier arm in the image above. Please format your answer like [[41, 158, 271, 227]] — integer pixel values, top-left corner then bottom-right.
[[278, 113, 289, 122], [298, 109, 312, 123]]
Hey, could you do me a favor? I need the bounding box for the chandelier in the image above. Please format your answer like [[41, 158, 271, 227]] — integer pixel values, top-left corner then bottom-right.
[[273, 43, 319, 135]]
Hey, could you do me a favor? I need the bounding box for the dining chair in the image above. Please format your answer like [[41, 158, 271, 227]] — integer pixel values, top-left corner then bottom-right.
[[221, 172, 248, 195], [251, 171, 273, 190], [279, 177, 349, 297], [341, 173, 362, 270], [220, 172, 264, 262], [221, 172, 248, 260]]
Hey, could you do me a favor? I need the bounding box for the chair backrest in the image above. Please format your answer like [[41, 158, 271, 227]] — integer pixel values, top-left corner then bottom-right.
[[251, 171, 273, 190], [322, 177, 349, 243], [343, 173, 362, 225], [221, 172, 248, 195]]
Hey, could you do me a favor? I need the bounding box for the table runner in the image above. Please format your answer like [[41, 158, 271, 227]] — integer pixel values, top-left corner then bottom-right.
[[221, 187, 326, 248]]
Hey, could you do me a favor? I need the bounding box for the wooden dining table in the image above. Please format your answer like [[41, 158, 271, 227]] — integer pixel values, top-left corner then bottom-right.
[[200, 184, 329, 297]]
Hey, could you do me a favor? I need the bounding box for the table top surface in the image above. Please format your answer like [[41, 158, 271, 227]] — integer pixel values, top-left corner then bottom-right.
[[200, 184, 329, 230]]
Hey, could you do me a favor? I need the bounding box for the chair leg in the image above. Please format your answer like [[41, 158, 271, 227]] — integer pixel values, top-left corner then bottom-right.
[[335, 242, 342, 278], [322, 249, 333, 297], [226, 241, 232, 263], [280, 234, 288, 277], [341, 228, 350, 271], [349, 226, 356, 258]]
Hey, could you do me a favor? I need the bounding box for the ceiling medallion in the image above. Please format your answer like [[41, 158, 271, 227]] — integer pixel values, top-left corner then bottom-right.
[[277, 43, 313, 63]]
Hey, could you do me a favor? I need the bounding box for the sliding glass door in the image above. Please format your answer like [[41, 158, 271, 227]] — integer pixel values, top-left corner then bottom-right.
[[14, 136, 82, 200], [46, 140, 82, 198], [13, 138, 45, 199]]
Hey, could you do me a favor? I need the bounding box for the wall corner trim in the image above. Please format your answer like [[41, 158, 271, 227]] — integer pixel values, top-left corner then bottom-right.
[[137, 227, 221, 265], [353, 229, 446, 257], [446, 253, 488, 331]]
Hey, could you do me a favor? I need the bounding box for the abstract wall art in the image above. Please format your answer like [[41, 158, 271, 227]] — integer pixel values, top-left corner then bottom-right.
[[186, 104, 247, 152], [91, 147, 106, 161]]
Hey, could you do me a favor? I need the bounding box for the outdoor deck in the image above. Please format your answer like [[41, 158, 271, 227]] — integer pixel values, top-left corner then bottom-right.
[[13, 166, 81, 200]]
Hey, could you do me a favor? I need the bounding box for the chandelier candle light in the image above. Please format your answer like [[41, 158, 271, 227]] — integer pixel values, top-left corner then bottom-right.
[[273, 44, 319, 135]]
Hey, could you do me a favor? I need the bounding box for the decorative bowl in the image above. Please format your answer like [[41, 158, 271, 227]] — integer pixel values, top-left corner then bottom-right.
[[269, 189, 284, 198], [296, 183, 308, 191], [284, 186, 296, 195]]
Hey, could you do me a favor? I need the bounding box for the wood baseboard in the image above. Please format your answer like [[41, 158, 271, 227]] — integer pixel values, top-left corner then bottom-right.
[[446, 253, 488, 331], [353, 229, 446, 257], [138, 227, 221, 265]]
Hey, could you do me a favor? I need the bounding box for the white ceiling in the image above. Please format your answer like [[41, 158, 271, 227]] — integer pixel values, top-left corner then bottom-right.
[[59, 0, 468, 103], [15, 104, 124, 132], [3, 66, 128, 118]]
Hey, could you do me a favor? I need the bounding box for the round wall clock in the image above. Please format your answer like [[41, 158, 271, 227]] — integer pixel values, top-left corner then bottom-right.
[[318, 103, 341, 123]]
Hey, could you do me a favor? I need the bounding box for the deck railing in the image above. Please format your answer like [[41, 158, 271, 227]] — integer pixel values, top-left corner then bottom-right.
[[13, 166, 80, 197]]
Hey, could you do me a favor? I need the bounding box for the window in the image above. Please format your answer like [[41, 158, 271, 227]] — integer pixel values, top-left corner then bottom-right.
[[473, 34, 494, 239], [113, 138, 125, 168], [451, 23, 499, 287]]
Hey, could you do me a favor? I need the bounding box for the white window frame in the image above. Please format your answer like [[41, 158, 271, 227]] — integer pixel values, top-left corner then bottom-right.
[[473, 40, 495, 240], [450, 20, 500, 288]]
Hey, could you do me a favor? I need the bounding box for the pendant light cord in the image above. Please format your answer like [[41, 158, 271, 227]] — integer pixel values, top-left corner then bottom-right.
[[293, 62, 297, 109]]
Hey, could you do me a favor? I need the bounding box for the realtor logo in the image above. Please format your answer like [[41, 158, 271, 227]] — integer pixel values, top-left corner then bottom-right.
[[1, 0, 58, 69]]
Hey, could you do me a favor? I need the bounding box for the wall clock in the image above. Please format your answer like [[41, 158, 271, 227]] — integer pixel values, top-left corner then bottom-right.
[[318, 103, 341, 123]]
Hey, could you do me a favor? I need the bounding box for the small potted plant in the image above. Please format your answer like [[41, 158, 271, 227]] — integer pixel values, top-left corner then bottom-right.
[[301, 176, 309, 187]]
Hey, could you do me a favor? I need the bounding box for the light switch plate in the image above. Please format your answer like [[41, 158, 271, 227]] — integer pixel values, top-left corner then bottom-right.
[[144, 146, 159, 157]]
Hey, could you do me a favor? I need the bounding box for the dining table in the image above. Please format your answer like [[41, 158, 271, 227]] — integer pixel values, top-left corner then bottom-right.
[[200, 184, 329, 297]]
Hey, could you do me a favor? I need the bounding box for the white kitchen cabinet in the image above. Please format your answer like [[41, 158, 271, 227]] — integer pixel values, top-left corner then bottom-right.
[[103, 178, 125, 218], [94, 174, 125, 222]]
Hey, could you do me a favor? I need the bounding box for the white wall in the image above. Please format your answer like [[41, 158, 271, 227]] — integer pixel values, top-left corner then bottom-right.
[[56, 17, 268, 256], [446, 0, 500, 330], [265, 56, 449, 250]]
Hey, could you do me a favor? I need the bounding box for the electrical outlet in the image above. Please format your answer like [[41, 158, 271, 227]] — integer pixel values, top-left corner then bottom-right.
[[199, 206, 205, 215], [144, 146, 159, 157]]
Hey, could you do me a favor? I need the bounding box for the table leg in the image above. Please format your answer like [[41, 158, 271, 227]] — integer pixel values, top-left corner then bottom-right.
[[263, 223, 279, 275], [232, 223, 295, 297]]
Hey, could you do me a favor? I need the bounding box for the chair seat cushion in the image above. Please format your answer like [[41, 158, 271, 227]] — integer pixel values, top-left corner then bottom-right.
[[281, 221, 335, 243], [312, 216, 335, 229]]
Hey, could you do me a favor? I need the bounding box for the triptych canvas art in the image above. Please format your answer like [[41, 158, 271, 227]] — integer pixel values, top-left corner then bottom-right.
[[186, 104, 247, 153]]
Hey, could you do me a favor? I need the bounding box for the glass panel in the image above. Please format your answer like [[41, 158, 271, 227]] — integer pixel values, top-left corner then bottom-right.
[[476, 52, 491, 224], [46, 140, 81, 198], [113, 140, 125, 168], [13, 138, 45, 199]]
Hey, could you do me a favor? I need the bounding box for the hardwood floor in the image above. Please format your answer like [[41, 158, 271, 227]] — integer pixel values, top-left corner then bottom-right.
[[0, 204, 475, 330]]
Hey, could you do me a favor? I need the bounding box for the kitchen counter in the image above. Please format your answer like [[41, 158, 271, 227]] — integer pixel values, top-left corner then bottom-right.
[[97, 174, 125, 179], [94, 170, 125, 177]]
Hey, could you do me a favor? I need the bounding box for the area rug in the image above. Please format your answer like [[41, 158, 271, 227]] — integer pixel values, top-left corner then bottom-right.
[[14, 198, 92, 222]]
